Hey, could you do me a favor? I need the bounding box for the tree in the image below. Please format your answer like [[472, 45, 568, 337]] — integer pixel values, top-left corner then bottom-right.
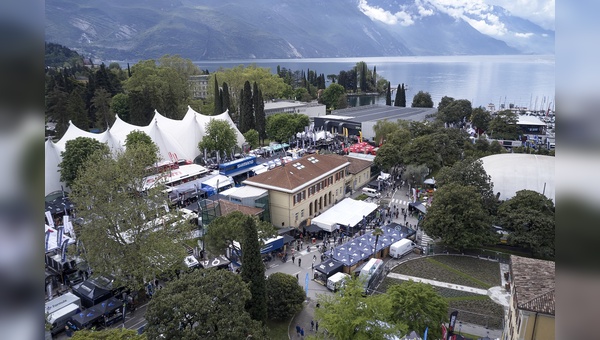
[[221, 82, 231, 113], [497, 190, 555, 258], [265, 113, 309, 143], [253, 83, 266, 144], [397, 83, 407, 107], [240, 215, 268, 323], [437, 96, 454, 113], [265, 273, 305, 321], [124, 130, 159, 166], [386, 281, 449, 340], [198, 119, 238, 161], [127, 88, 153, 125], [239, 80, 255, 133], [372, 227, 383, 258], [411, 91, 434, 108], [91, 88, 113, 130], [400, 135, 442, 173], [59, 137, 110, 187], [470, 106, 492, 133], [385, 82, 392, 106], [111, 93, 130, 122], [421, 183, 495, 250], [488, 110, 519, 140], [243, 129, 260, 150], [314, 277, 406, 340], [67, 87, 89, 130], [213, 75, 223, 115], [401, 164, 429, 190], [71, 328, 145, 340], [203, 211, 276, 262], [394, 84, 402, 107], [373, 120, 401, 145], [70, 144, 191, 291], [145, 269, 266, 340], [438, 99, 473, 126], [320, 83, 347, 110]]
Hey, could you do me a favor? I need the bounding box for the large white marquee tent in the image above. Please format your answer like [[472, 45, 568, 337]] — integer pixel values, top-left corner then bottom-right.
[[45, 107, 244, 196], [312, 197, 379, 232]]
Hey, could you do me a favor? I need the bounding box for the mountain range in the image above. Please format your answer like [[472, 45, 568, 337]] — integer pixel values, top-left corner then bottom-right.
[[45, 0, 554, 60]]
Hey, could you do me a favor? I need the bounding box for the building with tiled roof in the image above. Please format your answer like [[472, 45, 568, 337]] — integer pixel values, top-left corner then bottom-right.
[[327, 154, 374, 193], [243, 153, 350, 228], [504, 255, 555, 340]]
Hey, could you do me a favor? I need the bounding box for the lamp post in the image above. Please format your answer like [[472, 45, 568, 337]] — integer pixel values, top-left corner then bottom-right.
[[458, 321, 462, 335]]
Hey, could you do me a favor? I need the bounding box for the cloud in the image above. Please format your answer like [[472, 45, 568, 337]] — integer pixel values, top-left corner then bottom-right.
[[418, 6, 434, 17], [483, 0, 555, 30], [515, 32, 534, 38], [430, 0, 508, 36], [358, 0, 414, 26]]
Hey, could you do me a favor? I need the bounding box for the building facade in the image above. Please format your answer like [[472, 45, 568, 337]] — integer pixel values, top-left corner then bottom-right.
[[504, 255, 555, 340], [242, 154, 350, 228], [189, 74, 210, 99], [264, 100, 326, 118]]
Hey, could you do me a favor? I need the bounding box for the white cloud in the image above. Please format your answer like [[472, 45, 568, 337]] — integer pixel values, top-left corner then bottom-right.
[[483, 0, 555, 30], [515, 32, 534, 38], [418, 6, 434, 17], [358, 0, 414, 26]]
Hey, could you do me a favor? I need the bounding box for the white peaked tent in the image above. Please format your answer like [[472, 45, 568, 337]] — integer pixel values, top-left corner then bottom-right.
[[312, 198, 379, 232], [45, 107, 244, 196]]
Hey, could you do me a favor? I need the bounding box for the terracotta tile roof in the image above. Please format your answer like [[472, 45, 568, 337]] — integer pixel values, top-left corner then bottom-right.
[[243, 154, 349, 193], [344, 155, 372, 174], [510, 255, 555, 315], [205, 199, 263, 217]]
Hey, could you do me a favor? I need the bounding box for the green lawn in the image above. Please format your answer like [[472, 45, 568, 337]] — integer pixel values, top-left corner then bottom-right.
[[266, 319, 290, 340]]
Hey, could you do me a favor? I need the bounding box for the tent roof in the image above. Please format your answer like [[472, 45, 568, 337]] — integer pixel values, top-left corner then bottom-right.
[[314, 259, 344, 276], [328, 224, 415, 266], [312, 198, 378, 232]]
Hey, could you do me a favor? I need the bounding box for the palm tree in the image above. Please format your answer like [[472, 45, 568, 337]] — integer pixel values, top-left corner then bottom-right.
[[372, 227, 383, 259]]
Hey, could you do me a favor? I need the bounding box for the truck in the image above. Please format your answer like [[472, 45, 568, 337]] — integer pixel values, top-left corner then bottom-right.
[[327, 272, 350, 292], [45, 293, 82, 335], [389, 239, 415, 259]]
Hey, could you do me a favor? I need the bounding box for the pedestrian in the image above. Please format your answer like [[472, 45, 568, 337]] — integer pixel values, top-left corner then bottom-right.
[[300, 327, 304, 338], [311, 262, 314, 270], [65, 325, 73, 337], [298, 258, 301, 267], [296, 324, 301, 337], [313, 254, 317, 262], [292, 254, 295, 264], [311, 320, 314, 331], [404, 213, 407, 222], [316, 321, 319, 332]]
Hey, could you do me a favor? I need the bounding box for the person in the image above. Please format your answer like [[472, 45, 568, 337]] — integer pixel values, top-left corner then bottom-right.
[[315, 321, 319, 332], [313, 254, 317, 262], [296, 324, 301, 337], [300, 327, 304, 338], [65, 325, 73, 337], [311, 320, 314, 331], [292, 254, 295, 264], [298, 258, 302, 267]]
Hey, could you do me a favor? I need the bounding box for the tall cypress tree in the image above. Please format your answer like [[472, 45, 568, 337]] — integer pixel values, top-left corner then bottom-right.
[[386, 82, 392, 106], [222, 82, 231, 113], [241, 216, 267, 323], [372, 66, 377, 90], [394, 84, 402, 107], [400, 83, 407, 107], [255, 89, 266, 145], [239, 80, 254, 133], [213, 75, 223, 115]]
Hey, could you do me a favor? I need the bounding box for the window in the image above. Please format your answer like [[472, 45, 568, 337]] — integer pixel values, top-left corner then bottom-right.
[[301, 209, 304, 218], [295, 212, 299, 221]]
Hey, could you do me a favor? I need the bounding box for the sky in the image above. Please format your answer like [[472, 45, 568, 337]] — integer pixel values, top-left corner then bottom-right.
[[484, 0, 554, 30]]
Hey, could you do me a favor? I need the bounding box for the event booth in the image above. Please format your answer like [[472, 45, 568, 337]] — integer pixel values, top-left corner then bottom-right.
[[311, 198, 378, 233]]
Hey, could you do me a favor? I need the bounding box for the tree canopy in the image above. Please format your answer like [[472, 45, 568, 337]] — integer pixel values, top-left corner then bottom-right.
[[243, 129, 260, 149], [70, 328, 145, 340], [320, 83, 347, 110], [203, 211, 276, 261], [124, 130, 159, 165], [386, 281, 449, 340], [70, 144, 190, 290], [314, 277, 406, 340], [145, 269, 266, 340], [240, 215, 268, 323], [438, 99, 473, 126], [411, 91, 434, 108], [470, 106, 492, 133], [265, 113, 309, 143], [497, 190, 555, 258], [421, 183, 495, 250], [59, 137, 110, 188], [488, 110, 520, 140], [197, 119, 238, 160], [265, 273, 305, 321]]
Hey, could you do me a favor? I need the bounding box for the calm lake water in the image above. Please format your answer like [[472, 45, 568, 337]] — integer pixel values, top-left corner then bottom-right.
[[191, 55, 554, 109]]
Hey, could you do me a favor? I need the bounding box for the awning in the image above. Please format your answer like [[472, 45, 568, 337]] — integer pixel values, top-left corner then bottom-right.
[[424, 178, 436, 185], [409, 202, 427, 214], [282, 234, 295, 245], [304, 224, 322, 233], [314, 259, 344, 276]]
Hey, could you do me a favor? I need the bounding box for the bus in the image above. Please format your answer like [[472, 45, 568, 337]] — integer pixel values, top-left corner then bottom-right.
[[359, 258, 384, 294], [142, 164, 209, 191], [218, 156, 257, 177]]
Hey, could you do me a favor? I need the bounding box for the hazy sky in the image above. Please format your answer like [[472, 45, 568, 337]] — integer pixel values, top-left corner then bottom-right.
[[485, 0, 554, 30]]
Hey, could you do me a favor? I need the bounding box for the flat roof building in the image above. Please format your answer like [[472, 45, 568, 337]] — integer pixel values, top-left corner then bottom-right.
[[264, 100, 326, 118], [314, 105, 437, 141]]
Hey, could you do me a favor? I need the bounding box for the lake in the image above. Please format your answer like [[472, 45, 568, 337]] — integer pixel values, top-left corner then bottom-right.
[[191, 55, 555, 109]]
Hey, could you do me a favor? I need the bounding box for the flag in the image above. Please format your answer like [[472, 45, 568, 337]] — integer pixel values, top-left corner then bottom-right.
[[45, 211, 54, 228], [57, 225, 63, 247], [45, 229, 53, 252], [423, 327, 428, 340], [304, 273, 309, 296], [61, 239, 70, 262]]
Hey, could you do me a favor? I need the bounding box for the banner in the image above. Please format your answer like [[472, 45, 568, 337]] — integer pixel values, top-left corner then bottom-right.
[[57, 226, 63, 247], [304, 273, 309, 296], [46, 211, 54, 228], [423, 327, 428, 340], [61, 239, 69, 262], [45, 229, 53, 252]]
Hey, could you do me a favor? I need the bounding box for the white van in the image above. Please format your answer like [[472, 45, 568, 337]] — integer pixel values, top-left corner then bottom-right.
[[362, 187, 381, 198], [45, 292, 81, 315], [48, 303, 80, 335], [389, 239, 415, 259], [327, 272, 350, 292]]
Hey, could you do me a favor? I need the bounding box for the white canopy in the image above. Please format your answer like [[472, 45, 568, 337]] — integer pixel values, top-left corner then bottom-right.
[[45, 107, 244, 196], [45, 225, 76, 253], [312, 198, 378, 232]]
